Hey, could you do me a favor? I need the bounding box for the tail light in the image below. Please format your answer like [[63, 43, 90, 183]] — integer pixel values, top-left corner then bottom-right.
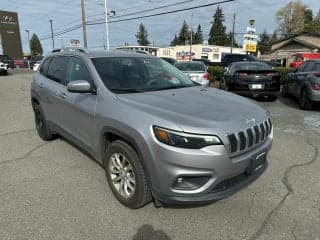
[[238, 72, 248, 77], [202, 73, 209, 80], [314, 72, 320, 78], [311, 83, 320, 90], [266, 72, 276, 76]]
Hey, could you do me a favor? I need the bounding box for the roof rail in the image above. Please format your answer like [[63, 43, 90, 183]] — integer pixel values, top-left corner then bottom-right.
[[51, 47, 90, 54]]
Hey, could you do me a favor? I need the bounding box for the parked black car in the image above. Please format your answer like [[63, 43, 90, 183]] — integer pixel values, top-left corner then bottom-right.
[[282, 60, 320, 109], [0, 54, 15, 69], [222, 61, 280, 100], [221, 54, 258, 67]]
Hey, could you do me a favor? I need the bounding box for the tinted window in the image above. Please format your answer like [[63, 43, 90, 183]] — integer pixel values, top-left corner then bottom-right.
[[47, 56, 70, 83], [66, 57, 92, 85], [92, 57, 194, 92], [304, 61, 316, 72], [316, 63, 320, 71], [175, 62, 205, 71], [297, 61, 309, 72], [39, 58, 52, 76], [234, 62, 272, 71]]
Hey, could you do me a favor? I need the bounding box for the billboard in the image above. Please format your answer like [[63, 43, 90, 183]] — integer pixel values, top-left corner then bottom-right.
[[0, 10, 23, 59]]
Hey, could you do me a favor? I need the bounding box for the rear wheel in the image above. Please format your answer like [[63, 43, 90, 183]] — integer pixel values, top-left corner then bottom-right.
[[104, 140, 152, 209], [33, 103, 55, 140], [281, 84, 288, 97], [299, 88, 313, 110]]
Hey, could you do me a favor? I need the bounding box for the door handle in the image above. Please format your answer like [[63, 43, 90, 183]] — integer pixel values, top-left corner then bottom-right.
[[58, 92, 67, 99], [38, 83, 43, 88]]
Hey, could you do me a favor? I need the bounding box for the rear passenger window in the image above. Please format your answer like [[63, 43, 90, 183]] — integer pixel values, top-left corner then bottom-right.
[[47, 57, 70, 83], [39, 58, 51, 76]]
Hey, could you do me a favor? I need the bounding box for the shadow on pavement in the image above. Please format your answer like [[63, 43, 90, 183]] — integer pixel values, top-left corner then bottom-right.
[[132, 225, 171, 240]]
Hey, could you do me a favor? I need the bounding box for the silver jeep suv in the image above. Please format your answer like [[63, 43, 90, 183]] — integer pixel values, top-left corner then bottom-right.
[[31, 48, 273, 209]]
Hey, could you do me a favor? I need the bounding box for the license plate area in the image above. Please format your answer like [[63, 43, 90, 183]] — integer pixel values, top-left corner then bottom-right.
[[249, 84, 264, 90], [248, 152, 266, 174]]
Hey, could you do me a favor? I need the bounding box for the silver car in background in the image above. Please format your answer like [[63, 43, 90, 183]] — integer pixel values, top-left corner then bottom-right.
[[175, 61, 210, 86]]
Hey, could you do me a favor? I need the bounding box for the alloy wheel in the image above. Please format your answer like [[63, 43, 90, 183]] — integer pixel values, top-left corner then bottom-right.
[[109, 153, 136, 198]]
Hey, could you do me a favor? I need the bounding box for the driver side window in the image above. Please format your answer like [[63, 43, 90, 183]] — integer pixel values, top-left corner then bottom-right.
[[66, 57, 92, 85]]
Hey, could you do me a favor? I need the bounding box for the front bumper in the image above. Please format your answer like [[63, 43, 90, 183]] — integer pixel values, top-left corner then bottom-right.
[[148, 134, 272, 205], [310, 90, 320, 102], [231, 90, 279, 97]]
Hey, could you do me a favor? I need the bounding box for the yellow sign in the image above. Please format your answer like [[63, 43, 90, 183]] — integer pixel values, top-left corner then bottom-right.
[[246, 43, 257, 53]]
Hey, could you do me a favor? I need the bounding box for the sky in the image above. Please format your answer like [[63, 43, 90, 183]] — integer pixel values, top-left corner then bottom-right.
[[0, 0, 319, 54]]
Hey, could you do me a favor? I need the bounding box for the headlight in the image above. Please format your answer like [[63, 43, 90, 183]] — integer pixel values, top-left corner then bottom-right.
[[153, 126, 222, 149]]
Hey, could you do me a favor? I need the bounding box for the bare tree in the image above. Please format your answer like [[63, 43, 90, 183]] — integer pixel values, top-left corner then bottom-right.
[[276, 0, 307, 37]]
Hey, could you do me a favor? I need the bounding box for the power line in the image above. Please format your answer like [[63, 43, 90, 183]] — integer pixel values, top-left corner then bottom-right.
[[39, 0, 235, 41], [88, 0, 235, 25]]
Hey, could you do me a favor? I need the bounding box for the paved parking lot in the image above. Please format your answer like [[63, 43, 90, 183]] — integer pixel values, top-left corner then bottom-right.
[[0, 71, 319, 240]]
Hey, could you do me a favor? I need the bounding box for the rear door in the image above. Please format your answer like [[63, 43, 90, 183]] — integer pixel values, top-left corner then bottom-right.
[[57, 56, 97, 149], [289, 61, 309, 97]]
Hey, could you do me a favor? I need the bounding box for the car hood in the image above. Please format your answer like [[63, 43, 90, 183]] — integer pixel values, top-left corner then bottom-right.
[[117, 87, 269, 134]]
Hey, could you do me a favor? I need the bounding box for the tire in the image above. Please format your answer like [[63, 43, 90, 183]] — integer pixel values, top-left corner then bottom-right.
[[268, 95, 277, 101], [299, 88, 313, 110], [281, 84, 288, 97], [104, 140, 152, 209], [33, 103, 55, 140]]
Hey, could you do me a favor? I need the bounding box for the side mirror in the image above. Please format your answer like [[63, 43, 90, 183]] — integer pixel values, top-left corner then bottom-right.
[[67, 80, 93, 93]]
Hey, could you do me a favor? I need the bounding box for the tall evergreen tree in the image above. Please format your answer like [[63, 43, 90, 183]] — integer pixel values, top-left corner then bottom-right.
[[193, 24, 203, 44], [170, 34, 178, 46], [208, 6, 228, 46], [30, 34, 43, 57], [226, 31, 238, 48], [177, 20, 190, 45], [135, 23, 150, 45], [270, 30, 278, 43], [257, 30, 271, 54]]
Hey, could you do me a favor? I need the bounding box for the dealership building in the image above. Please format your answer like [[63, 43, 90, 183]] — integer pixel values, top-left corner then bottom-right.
[[0, 10, 23, 59], [117, 44, 245, 63]]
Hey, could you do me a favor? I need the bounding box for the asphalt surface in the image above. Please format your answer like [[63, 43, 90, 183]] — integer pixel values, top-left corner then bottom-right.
[[0, 71, 319, 240]]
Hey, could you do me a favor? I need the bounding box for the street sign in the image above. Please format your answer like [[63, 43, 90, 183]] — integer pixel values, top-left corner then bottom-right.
[[245, 43, 257, 53]]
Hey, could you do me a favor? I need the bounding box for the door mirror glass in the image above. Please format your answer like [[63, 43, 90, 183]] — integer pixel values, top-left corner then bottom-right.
[[67, 80, 91, 93]]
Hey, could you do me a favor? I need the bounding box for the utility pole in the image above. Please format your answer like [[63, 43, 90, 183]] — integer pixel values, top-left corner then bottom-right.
[[81, 0, 88, 48], [49, 19, 55, 49], [231, 13, 236, 53], [189, 13, 193, 61]]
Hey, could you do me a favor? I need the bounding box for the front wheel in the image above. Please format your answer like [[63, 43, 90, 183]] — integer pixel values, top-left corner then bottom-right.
[[104, 140, 152, 209], [299, 88, 313, 110]]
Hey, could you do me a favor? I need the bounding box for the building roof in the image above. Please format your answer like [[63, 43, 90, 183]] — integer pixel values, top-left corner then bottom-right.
[[271, 32, 320, 53]]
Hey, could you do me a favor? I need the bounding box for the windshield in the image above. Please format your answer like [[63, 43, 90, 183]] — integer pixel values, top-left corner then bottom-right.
[[175, 62, 206, 72], [92, 57, 195, 93], [235, 62, 272, 71]]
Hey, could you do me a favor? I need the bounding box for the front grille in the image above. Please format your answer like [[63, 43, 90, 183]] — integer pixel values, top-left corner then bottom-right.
[[227, 118, 272, 154]]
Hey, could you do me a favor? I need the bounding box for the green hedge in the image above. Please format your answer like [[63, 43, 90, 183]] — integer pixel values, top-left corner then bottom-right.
[[208, 66, 225, 82]]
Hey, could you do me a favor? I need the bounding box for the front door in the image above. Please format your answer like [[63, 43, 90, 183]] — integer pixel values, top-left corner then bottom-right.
[[57, 56, 97, 149]]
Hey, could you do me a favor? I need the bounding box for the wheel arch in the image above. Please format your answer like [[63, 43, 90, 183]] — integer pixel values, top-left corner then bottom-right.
[[98, 126, 153, 186]]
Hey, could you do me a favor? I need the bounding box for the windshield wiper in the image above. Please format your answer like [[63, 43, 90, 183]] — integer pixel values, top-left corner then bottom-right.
[[149, 84, 196, 91], [109, 88, 145, 93]]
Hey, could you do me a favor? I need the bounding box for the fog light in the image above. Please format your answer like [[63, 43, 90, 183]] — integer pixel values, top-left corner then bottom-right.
[[173, 176, 210, 190]]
